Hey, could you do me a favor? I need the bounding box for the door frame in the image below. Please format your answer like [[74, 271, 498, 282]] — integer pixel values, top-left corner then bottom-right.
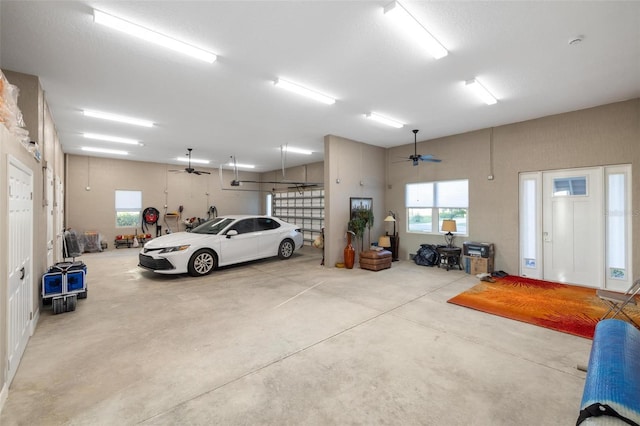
[[6, 155, 35, 385], [519, 165, 632, 290]]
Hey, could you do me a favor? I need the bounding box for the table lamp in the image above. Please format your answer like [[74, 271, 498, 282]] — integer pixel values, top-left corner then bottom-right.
[[378, 236, 391, 250], [441, 219, 457, 247]]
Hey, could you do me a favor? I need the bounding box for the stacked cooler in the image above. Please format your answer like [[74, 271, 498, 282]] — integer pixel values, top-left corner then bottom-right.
[[42, 261, 87, 314]]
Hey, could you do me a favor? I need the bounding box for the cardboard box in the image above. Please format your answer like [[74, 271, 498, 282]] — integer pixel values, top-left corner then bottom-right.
[[466, 256, 494, 275]]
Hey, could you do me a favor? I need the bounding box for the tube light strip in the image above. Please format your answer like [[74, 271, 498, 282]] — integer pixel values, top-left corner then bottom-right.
[[274, 78, 336, 105], [228, 162, 255, 169], [82, 147, 128, 155], [83, 133, 140, 145], [383, 1, 448, 60], [83, 109, 154, 127], [176, 157, 210, 164], [465, 79, 498, 105], [282, 146, 313, 155], [93, 9, 217, 63], [365, 112, 405, 129]]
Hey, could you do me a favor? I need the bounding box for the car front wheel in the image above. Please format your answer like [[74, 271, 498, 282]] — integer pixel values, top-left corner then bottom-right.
[[278, 239, 295, 260], [188, 249, 216, 276]]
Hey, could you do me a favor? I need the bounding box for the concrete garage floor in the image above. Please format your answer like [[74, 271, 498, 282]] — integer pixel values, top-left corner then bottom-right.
[[1, 246, 592, 425]]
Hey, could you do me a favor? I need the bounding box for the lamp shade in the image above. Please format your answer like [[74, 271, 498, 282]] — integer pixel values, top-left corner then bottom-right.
[[441, 219, 457, 233], [384, 215, 396, 222], [378, 236, 391, 248]]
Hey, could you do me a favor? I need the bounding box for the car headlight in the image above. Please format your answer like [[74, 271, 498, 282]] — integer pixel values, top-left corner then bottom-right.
[[159, 245, 190, 254]]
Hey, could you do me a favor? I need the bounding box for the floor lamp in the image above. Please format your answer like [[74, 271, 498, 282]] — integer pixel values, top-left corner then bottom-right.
[[384, 212, 398, 261]]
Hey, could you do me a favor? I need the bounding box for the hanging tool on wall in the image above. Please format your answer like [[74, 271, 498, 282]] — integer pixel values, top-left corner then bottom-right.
[[142, 207, 160, 237]]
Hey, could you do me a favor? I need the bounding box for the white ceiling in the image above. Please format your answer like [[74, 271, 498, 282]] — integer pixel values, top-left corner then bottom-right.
[[2, 1, 639, 172]]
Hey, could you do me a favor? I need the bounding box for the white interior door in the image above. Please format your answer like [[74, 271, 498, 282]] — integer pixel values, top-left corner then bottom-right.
[[46, 167, 54, 266], [7, 156, 34, 384], [542, 168, 603, 287], [55, 175, 64, 263]]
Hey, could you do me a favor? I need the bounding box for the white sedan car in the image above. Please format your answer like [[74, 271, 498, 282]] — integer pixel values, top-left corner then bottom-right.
[[139, 215, 304, 276]]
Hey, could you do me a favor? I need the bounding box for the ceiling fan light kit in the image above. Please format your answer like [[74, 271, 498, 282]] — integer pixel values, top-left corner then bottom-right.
[[399, 129, 442, 166], [169, 148, 211, 175]]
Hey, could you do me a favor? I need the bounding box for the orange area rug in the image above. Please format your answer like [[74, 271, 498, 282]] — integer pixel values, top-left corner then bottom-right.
[[447, 275, 640, 339]]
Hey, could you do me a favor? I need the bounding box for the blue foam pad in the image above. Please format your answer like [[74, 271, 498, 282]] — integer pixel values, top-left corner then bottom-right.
[[580, 319, 640, 423]]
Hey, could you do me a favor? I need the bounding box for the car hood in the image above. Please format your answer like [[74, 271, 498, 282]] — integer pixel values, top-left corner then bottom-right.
[[143, 232, 214, 249]]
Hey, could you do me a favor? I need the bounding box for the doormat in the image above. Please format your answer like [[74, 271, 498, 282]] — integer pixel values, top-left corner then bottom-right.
[[447, 275, 640, 339]]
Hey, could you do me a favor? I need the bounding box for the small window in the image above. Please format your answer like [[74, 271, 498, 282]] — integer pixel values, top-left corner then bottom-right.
[[553, 177, 587, 196], [115, 190, 142, 227], [406, 179, 469, 235]]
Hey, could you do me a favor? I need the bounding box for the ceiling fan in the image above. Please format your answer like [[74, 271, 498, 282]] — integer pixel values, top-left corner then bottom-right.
[[226, 154, 321, 190], [170, 148, 211, 175], [400, 129, 442, 166]]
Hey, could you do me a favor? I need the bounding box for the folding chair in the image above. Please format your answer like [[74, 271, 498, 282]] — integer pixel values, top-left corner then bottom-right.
[[597, 279, 640, 328]]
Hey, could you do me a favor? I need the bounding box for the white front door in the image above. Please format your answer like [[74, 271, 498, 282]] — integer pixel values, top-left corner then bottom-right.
[[542, 168, 603, 287], [7, 156, 34, 384]]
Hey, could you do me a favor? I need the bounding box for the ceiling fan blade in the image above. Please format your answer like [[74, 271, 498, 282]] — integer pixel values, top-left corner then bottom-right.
[[196, 170, 211, 175], [419, 155, 442, 162]]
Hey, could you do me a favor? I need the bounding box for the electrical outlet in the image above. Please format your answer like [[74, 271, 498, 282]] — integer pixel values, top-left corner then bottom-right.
[[487, 175, 494, 180]]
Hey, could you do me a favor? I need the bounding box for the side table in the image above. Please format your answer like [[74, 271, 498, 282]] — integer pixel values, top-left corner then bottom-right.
[[437, 247, 463, 271]]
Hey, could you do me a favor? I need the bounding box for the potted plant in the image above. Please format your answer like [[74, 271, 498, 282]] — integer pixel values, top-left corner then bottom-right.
[[348, 207, 374, 253]]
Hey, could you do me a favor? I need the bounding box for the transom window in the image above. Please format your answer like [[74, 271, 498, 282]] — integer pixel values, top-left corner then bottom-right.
[[553, 176, 587, 196], [405, 179, 469, 235]]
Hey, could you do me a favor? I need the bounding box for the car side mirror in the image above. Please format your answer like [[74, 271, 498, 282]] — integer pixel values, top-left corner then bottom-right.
[[226, 229, 238, 239]]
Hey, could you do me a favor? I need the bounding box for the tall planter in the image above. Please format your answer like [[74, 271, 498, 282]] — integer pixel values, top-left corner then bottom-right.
[[344, 231, 355, 269]]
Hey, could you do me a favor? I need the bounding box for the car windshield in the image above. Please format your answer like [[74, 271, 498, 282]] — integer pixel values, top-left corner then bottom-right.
[[191, 217, 235, 235]]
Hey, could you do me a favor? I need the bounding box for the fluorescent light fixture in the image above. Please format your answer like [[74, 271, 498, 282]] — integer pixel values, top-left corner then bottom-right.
[[228, 162, 255, 169], [81, 147, 128, 155], [83, 109, 154, 127], [383, 1, 448, 60], [365, 112, 405, 129], [274, 78, 336, 105], [93, 9, 217, 63], [282, 146, 313, 155], [83, 133, 140, 145], [465, 79, 498, 105], [176, 157, 210, 165]]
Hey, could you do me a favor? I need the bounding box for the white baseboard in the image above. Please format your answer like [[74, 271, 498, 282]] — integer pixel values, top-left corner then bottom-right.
[[0, 381, 8, 416]]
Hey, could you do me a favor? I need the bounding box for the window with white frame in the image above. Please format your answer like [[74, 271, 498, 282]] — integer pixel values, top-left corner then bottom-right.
[[405, 179, 469, 235], [115, 190, 142, 227]]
